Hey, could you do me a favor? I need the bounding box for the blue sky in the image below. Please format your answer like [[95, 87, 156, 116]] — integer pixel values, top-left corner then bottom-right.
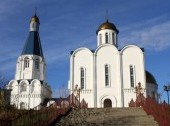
[[0, 0, 170, 101]]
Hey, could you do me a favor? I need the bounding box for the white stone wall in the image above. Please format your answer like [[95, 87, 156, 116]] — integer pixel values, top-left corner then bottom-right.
[[15, 55, 46, 81], [80, 90, 93, 107], [69, 44, 147, 108], [7, 79, 51, 109], [95, 44, 122, 107], [72, 48, 93, 90], [70, 48, 94, 107], [121, 45, 146, 107]]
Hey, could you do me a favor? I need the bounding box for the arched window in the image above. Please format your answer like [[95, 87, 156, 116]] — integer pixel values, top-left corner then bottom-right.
[[35, 59, 39, 69], [130, 65, 135, 87], [24, 58, 29, 68], [80, 67, 85, 89], [105, 32, 109, 43], [21, 83, 27, 92], [20, 102, 26, 109], [99, 34, 102, 45], [105, 65, 110, 86]]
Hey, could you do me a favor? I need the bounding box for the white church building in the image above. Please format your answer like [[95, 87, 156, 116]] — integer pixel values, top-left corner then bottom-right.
[[6, 12, 158, 109], [68, 19, 158, 108], [6, 14, 51, 109]]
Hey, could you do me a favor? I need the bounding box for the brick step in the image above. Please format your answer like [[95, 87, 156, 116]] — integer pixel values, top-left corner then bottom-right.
[[87, 116, 156, 122], [59, 118, 158, 125], [55, 107, 159, 126]]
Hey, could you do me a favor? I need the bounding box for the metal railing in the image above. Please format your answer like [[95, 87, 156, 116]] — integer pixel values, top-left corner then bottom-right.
[[129, 93, 170, 126]]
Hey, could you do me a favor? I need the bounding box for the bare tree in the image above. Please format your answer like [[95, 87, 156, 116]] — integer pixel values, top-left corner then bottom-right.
[[0, 73, 12, 108], [0, 74, 9, 89], [54, 83, 69, 98]]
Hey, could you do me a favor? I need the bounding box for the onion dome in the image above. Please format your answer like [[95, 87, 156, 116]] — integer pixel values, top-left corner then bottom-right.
[[31, 14, 40, 23], [96, 19, 119, 34], [145, 71, 157, 85]]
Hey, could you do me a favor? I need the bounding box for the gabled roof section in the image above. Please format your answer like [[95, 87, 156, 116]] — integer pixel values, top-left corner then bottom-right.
[[22, 31, 44, 57]]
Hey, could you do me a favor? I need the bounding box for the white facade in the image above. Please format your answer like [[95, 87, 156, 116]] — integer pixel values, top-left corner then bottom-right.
[[6, 14, 51, 110], [68, 20, 158, 108], [15, 55, 46, 81]]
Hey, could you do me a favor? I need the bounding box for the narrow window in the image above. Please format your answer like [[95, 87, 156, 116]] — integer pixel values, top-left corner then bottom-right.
[[105, 65, 110, 86], [99, 34, 102, 45], [80, 68, 85, 89], [112, 33, 115, 44], [21, 83, 27, 92], [105, 33, 108, 43], [24, 58, 29, 68], [35, 59, 39, 69], [17, 62, 20, 70], [130, 65, 135, 87]]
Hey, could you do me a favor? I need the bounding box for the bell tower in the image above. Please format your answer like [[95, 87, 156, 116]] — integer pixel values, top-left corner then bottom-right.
[[15, 13, 45, 81], [7, 13, 51, 110]]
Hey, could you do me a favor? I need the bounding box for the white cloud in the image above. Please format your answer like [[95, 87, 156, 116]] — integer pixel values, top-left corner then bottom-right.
[[120, 20, 170, 51], [40, 17, 170, 66]]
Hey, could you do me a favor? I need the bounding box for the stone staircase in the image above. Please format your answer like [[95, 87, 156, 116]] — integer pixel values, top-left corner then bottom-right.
[[55, 107, 158, 126]]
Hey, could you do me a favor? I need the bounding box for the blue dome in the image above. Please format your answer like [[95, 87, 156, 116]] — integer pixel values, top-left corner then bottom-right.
[[22, 31, 43, 57], [146, 71, 157, 85]]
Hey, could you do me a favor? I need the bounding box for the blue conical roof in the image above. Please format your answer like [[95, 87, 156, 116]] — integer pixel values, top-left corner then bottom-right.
[[21, 31, 43, 57]]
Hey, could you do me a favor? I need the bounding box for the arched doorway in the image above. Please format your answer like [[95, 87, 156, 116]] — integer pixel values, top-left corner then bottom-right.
[[104, 98, 112, 108]]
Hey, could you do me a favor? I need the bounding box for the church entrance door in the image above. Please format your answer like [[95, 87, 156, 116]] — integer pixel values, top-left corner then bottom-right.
[[104, 99, 112, 108]]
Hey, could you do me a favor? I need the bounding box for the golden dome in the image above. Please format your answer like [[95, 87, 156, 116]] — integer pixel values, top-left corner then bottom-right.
[[31, 14, 39, 23], [96, 20, 119, 34]]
